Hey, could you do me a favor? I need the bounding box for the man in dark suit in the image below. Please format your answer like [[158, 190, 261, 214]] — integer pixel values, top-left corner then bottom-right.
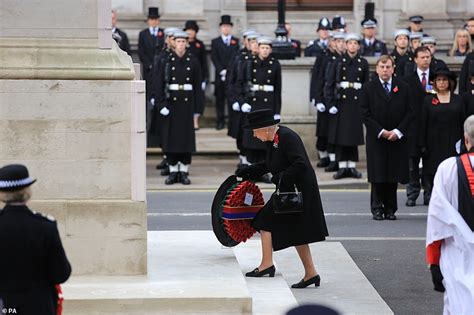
[[138, 7, 165, 101], [211, 15, 240, 130], [304, 17, 331, 57], [285, 23, 301, 57], [402, 46, 433, 206], [459, 51, 474, 94], [360, 56, 414, 220], [420, 36, 448, 73], [111, 10, 131, 55], [0, 164, 71, 315]]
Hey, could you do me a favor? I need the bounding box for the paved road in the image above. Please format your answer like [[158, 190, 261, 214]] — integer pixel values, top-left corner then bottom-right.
[[147, 190, 443, 315]]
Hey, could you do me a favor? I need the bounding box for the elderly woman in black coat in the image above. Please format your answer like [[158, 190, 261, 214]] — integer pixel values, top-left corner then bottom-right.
[[236, 109, 328, 288]]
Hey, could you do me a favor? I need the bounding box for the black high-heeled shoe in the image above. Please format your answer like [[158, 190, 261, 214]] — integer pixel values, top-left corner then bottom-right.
[[245, 265, 275, 277], [291, 274, 321, 288]]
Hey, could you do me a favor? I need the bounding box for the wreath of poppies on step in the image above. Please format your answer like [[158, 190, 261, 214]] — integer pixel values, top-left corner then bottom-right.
[[221, 180, 265, 242]]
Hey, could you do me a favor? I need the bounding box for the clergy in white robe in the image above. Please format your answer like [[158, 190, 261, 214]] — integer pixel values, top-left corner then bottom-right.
[[426, 115, 474, 315]]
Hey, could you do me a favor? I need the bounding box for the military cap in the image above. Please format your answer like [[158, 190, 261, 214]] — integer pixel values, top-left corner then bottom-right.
[[345, 33, 361, 42], [421, 36, 436, 45], [333, 32, 346, 40], [361, 18, 377, 28], [173, 31, 189, 40], [164, 27, 181, 37], [257, 36, 273, 46], [393, 29, 410, 40], [246, 32, 260, 40], [243, 30, 257, 38], [317, 17, 331, 31], [409, 15, 424, 23], [409, 32, 423, 40]]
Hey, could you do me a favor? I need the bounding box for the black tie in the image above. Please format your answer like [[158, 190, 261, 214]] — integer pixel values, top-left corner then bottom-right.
[[383, 82, 390, 95]]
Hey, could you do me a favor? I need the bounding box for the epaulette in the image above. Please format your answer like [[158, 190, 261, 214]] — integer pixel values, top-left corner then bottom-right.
[[307, 40, 314, 47], [31, 210, 56, 222]]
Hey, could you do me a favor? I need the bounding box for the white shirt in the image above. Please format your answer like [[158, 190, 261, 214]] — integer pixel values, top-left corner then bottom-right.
[[417, 68, 430, 84], [377, 77, 403, 139], [149, 27, 158, 36], [221, 35, 231, 45], [365, 38, 374, 46]]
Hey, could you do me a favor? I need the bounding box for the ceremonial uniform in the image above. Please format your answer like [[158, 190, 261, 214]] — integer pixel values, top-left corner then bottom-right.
[[360, 6, 387, 57], [391, 49, 415, 77], [360, 77, 414, 220], [304, 17, 331, 57], [187, 39, 208, 115], [326, 50, 370, 178], [156, 46, 204, 184], [360, 38, 388, 57], [112, 27, 131, 55]]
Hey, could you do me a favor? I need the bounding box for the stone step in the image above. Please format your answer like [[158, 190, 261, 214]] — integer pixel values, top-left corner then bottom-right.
[[62, 231, 252, 315]]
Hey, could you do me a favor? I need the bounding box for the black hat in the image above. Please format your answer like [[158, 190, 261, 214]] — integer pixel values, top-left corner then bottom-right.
[[332, 16, 346, 31], [0, 164, 36, 192], [220, 15, 233, 26], [361, 3, 377, 28], [243, 109, 280, 129], [430, 66, 457, 90], [286, 304, 340, 315], [409, 15, 424, 23], [184, 20, 199, 32], [317, 18, 331, 31], [148, 7, 160, 19]]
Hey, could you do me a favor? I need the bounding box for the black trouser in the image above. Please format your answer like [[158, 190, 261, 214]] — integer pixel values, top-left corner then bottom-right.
[[422, 174, 435, 204], [247, 149, 266, 164], [406, 156, 430, 202], [327, 143, 336, 154], [316, 136, 328, 152], [214, 79, 227, 124], [335, 146, 359, 162], [371, 183, 398, 214], [166, 153, 192, 166]]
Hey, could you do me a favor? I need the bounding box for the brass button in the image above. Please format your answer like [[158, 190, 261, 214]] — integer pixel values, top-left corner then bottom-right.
[[172, 67, 175, 70], [342, 76, 346, 80], [187, 67, 191, 71], [184, 98, 188, 101], [342, 58, 346, 62], [269, 61, 273, 64], [253, 79, 257, 82], [342, 95, 346, 99], [253, 97, 256, 101], [186, 57, 190, 61], [186, 77, 190, 81], [172, 77, 176, 80], [358, 67, 362, 71], [267, 79, 271, 83], [171, 57, 175, 61], [354, 96, 358, 100], [268, 70, 272, 73], [173, 97, 177, 101], [253, 69, 256, 72], [342, 67, 346, 70], [264, 98, 268, 102], [358, 59, 361, 62]]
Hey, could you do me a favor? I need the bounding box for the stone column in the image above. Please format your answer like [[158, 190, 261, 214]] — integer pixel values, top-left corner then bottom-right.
[[0, 0, 147, 275]]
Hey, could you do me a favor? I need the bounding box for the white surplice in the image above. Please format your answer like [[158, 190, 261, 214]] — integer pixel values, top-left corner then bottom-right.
[[426, 156, 474, 315]]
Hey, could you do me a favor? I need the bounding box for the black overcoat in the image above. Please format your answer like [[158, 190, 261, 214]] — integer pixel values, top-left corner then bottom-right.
[[138, 28, 165, 80], [211, 36, 240, 95], [226, 49, 249, 139], [244, 126, 328, 251], [325, 53, 369, 146], [462, 91, 474, 119], [187, 39, 209, 82], [390, 49, 414, 78], [304, 39, 327, 57], [0, 205, 71, 315], [360, 78, 414, 183], [156, 51, 203, 153], [419, 94, 465, 176], [459, 52, 474, 94], [113, 27, 131, 56]]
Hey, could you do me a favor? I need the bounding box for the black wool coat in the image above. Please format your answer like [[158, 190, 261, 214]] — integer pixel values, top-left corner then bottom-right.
[[390, 49, 414, 78], [211, 36, 240, 94], [113, 28, 131, 56], [304, 39, 327, 57], [0, 205, 71, 315], [419, 94, 465, 176], [156, 51, 203, 153], [462, 91, 474, 119], [187, 39, 209, 81], [459, 52, 474, 94], [360, 78, 414, 184], [243, 126, 328, 251], [138, 28, 165, 80]]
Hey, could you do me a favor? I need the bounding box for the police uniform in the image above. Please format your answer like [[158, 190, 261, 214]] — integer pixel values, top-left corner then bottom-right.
[[211, 15, 240, 129], [0, 165, 71, 315], [156, 31, 204, 185], [359, 18, 388, 57], [138, 7, 165, 101], [391, 29, 415, 77], [240, 37, 282, 165], [304, 17, 331, 57], [407, 15, 429, 37], [325, 34, 370, 179]]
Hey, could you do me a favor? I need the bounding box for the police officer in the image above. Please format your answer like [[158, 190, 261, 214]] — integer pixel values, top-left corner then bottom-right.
[[420, 36, 448, 72], [407, 15, 428, 36], [184, 20, 208, 130], [391, 29, 415, 77], [111, 10, 131, 55], [211, 15, 240, 130], [359, 19, 387, 57], [0, 164, 71, 315], [304, 17, 331, 57], [156, 31, 204, 185], [332, 15, 347, 33], [239, 36, 282, 182], [325, 33, 370, 179], [138, 7, 165, 101]]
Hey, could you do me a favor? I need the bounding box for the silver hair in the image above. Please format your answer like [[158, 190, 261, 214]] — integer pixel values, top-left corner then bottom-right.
[[464, 115, 474, 146], [0, 186, 32, 203]]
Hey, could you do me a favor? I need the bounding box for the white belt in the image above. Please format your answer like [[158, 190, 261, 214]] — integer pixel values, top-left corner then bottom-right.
[[338, 81, 362, 90], [168, 84, 193, 91], [251, 84, 274, 92]]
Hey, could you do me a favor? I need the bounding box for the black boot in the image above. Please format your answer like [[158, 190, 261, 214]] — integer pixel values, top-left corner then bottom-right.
[[165, 172, 179, 185], [179, 172, 191, 185], [325, 161, 339, 172], [317, 157, 330, 168], [155, 159, 168, 170], [348, 168, 362, 179], [160, 167, 170, 176], [333, 168, 349, 179]]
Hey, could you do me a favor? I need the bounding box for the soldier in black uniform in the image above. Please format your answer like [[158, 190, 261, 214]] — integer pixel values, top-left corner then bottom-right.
[[138, 7, 165, 101], [409, 32, 423, 52], [111, 10, 131, 56], [156, 31, 204, 185], [184, 20, 208, 130], [421, 36, 448, 72], [359, 3, 387, 58], [325, 33, 370, 179], [239, 36, 282, 182], [304, 17, 331, 57], [391, 29, 415, 77], [211, 15, 240, 130], [0, 164, 71, 315]]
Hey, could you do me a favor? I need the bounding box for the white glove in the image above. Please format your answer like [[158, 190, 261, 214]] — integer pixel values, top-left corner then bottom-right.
[[150, 98, 155, 106], [241, 103, 252, 113], [160, 107, 170, 116], [329, 106, 338, 115], [310, 99, 316, 106], [219, 69, 227, 76], [232, 102, 240, 111], [316, 103, 326, 112], [273, 114, 281, 120], [201, 81, 206, 91], [221, 76, 226, 82]]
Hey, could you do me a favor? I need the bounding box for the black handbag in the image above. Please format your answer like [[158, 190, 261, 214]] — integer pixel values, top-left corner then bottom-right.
[[273, 175, 304, 214]]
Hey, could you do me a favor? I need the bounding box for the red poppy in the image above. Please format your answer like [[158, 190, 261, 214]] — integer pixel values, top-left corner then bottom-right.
[[273, 133, 279, 148], [158, 31, 163, 37], [231, 39, 237, 45], [432, 98, 440, 105], [292, 42, 297, 48], [196, 42, 201, 48], [393, 86, 398, 93]]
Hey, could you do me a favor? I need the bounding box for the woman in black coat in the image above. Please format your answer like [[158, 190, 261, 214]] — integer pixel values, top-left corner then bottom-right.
[[419, 68, 465, 202], [236, 109, 328, 289]]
